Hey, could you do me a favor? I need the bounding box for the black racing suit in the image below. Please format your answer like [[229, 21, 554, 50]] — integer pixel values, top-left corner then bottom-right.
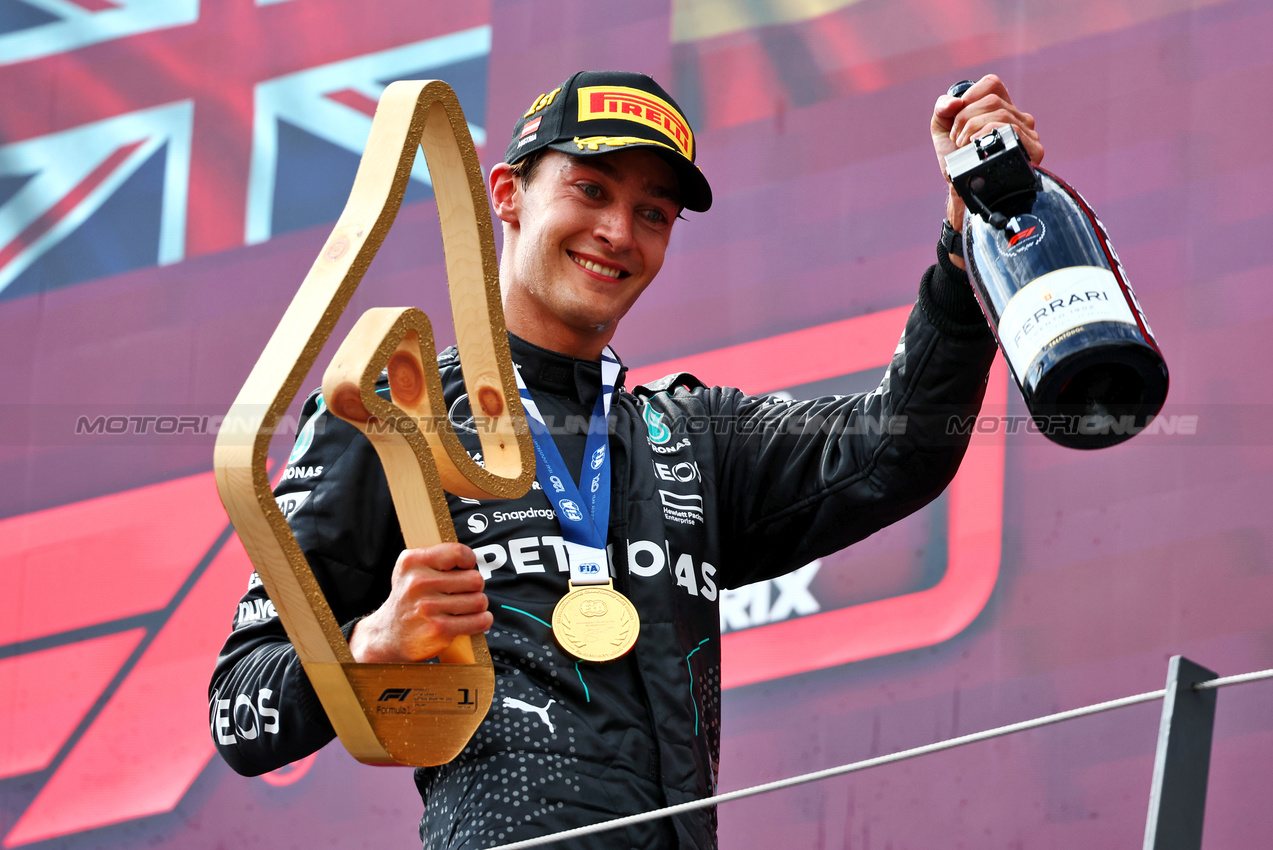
[[210, 248, 997, 848]]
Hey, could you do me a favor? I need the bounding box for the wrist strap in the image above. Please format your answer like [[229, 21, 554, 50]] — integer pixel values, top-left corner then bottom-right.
[[940, 218, 963, 258]]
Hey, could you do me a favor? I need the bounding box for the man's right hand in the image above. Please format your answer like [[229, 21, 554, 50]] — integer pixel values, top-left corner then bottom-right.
[[348, 542, 493, 663]]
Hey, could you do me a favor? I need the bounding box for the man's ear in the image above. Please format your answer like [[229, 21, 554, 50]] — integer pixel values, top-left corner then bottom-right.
[[489, 162, 519, 225]]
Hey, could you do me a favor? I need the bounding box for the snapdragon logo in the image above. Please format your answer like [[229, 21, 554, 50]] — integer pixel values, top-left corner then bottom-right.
[[644, 403, 670, 444], [490, 507, 556, 523], [467, 513, 489, 534]]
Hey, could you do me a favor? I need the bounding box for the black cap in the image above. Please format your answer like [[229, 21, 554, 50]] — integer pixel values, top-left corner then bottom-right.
[[504, 70, 712, 212]]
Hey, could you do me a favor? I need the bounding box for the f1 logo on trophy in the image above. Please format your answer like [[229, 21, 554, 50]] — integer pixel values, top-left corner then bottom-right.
[[944, 81, 1169, 449]]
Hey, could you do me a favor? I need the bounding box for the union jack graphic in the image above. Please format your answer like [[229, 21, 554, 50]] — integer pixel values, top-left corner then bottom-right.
[[0, 0, 491, 302], [0, 101, 193, 297]]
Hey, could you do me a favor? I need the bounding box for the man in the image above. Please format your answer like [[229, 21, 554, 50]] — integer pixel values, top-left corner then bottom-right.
[[211, 70, 1042, 848]]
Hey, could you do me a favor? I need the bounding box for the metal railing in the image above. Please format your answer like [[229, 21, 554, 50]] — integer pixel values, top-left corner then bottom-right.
[[484, 656, 1273, 850]]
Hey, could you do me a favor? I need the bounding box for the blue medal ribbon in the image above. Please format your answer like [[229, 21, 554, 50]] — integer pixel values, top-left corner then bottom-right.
[[513, 348, 621, 585]]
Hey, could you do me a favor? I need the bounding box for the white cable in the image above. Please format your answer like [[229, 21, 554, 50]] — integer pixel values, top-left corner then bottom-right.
[[1193, 667, 1273, 690]]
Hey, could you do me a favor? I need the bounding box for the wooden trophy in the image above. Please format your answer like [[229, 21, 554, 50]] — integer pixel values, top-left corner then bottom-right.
[[213, 81, 534, 766]]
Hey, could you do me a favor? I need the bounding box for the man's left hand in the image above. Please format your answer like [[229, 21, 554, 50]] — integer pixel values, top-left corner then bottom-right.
[[931, 74, 1045, 265]]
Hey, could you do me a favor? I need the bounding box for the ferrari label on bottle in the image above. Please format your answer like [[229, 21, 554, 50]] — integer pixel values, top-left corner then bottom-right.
[[998, 265, 1138, 376]]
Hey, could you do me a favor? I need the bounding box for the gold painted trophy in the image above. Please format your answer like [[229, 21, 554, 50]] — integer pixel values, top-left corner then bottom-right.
[[213, 81, 534, 766]]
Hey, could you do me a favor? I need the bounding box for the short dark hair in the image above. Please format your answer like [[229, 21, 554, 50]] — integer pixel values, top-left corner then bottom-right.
[[508, 149, 547, 189]]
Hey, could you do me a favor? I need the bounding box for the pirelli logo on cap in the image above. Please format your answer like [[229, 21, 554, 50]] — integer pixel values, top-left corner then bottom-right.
[[577, 86, 693, 159]]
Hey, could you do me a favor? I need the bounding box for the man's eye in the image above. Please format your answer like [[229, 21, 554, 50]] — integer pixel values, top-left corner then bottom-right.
[[578, 183, 601, 199], [642, 209, 669, 225]]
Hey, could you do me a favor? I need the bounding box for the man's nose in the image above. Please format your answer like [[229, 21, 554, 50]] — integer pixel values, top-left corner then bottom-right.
[[593, 205, 635, 251]]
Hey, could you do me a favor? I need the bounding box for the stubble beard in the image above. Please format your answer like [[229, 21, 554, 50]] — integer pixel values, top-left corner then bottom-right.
[[524, 247, 630, 339]]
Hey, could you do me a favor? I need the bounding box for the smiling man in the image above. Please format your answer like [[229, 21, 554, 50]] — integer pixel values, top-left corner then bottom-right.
[[211, 70, 1043, 849], [494, 147, 681, 360], [491, 74, 712, 363]]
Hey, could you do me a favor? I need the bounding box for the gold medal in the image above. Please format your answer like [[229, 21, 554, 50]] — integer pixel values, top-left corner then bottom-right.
[[551, 581, 640, 662]]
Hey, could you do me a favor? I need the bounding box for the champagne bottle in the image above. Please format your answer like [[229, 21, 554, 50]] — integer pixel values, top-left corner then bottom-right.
[[946, 107, 1168, 449]]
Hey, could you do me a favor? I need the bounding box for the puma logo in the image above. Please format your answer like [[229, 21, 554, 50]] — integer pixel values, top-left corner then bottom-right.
[[501, 697, 556, 734]]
